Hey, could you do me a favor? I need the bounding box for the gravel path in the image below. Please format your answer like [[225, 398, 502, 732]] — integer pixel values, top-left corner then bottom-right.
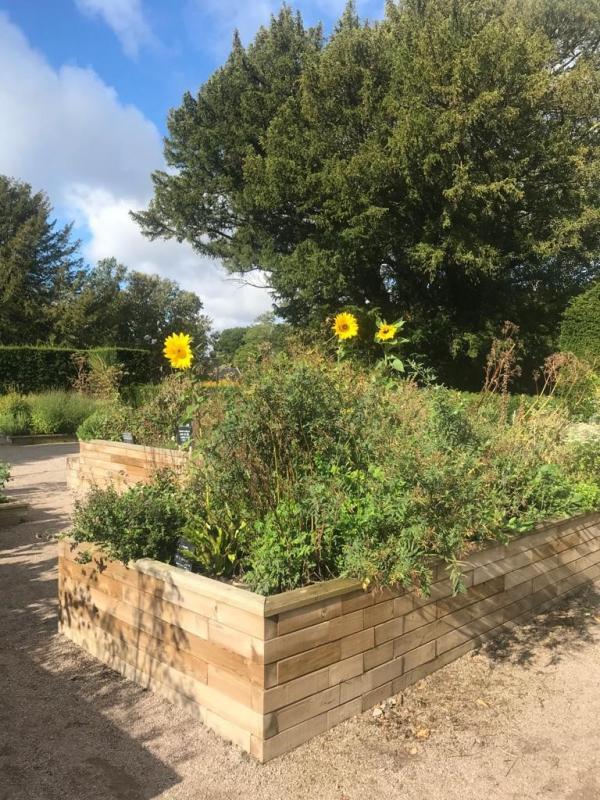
[[1, 444, 599, 800]]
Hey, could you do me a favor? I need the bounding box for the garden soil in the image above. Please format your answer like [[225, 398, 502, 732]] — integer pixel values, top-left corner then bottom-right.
[[1, 443, 599, 800]]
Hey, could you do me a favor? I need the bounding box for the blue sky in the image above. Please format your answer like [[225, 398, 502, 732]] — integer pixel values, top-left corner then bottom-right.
[[0, 0, 382, 328]]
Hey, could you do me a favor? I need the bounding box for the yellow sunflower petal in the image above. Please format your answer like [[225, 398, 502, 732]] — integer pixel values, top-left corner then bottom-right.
[[375, 322, 397, 342], [332, 312, 359, 340], [163, 332, 194, 369]]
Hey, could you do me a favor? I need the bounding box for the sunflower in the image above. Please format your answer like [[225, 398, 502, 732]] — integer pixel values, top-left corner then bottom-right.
[[332, 312, 359, 340], [163, 333, 194, 369], [375, 322, 397, 342]]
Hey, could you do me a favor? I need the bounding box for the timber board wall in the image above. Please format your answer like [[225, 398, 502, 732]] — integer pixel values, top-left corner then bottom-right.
[[66, 440, 189, 493], [58, 513, 600, 762]]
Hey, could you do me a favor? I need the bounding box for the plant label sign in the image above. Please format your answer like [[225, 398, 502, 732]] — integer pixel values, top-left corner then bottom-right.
[[121, 431, 134, 444], [176, 423, 193, 446]]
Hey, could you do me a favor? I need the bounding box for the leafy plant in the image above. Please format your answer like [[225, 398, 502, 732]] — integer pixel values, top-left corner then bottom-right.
[[29, 391, 99, 435], [76, 402, 133, 441], [70, 471, 185, 564], [180, 491, 247, 578], [0, 392, 32, 435], [129, 372, 195, 447], [183, 349, 600, 594]]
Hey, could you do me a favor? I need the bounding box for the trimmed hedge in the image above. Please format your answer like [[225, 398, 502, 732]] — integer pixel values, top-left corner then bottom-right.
[[0, 346, 162, 393], [560, 282, 600, 365]]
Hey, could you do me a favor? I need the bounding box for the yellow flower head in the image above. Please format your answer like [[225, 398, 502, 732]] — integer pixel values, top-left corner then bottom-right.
[[163, 333, 193, 369], [375, 322, 398, 342], [332, 312, 359, 340]]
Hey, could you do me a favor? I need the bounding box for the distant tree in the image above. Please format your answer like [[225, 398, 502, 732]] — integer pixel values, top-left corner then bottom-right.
[[118, 270, 210, 353], [57, 259, 212, 359], [232, 313, 290, 369], [211, 314, 290, 368], [134, 0, 600, 383], [211, 326, 249, 365], [54, 257, 126, 346], [0, 175, 82, 343]]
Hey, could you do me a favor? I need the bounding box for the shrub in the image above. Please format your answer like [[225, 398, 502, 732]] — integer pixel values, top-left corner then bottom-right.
[[75, 375, 193, 446], [560, 282, 600, 365], [129, 373, 195, 447], [0, 346, 161, 393], [28, 391, 99, 435], [119, 383, 159, 408], [70, 349, 600, 596], [184, 351, 600, 594], [76, 403, 133, 441], [0, 392, 32, 435], [70, 471, 185, 564]]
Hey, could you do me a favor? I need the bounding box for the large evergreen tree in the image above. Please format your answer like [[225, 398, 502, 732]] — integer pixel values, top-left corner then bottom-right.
[[0, 176, 82, 343], [134, 0, 600, 382]]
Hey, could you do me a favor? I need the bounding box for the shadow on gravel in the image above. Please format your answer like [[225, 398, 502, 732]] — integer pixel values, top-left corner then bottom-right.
[[0, 487, 182, 800], [479, 584, 600, 668]]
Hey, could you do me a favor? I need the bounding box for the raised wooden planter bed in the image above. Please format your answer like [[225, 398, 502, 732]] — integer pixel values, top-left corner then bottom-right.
[[58, 512, 600, 762], [66, 440, 189, 493], [0, 498, 30, 527]]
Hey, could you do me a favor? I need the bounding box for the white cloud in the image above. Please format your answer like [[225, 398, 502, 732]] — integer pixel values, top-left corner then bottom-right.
[[74, 0, 155, 58], [0, 13, 161, 200], [67, 187, 273, 328], [0, 13, 273, 329]]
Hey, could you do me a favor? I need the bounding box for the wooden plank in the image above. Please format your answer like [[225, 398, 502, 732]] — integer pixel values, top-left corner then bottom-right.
[[208, 619, 264, 662], [328, 654, 363, 685], [442, 580, 531, 631], [60, 621, 264, 737], [270, 685, 340, 736], [262, 668, 330, 714], [207, 663, 263, 711], [393, 619, 447, 656], [435, 608, 506, 655], [60, 551, 267, 637], [277, 641, 341, 684], [264, 578, 362, 617], [276, 596, 342, 636], [403, 604, 437, 632], [413, 572, 474, 607], [341, 589, 374, 613], [531, 547, 600, 594], [364, 598, 395, 628], [203, 709, 252, 753], [60, 566, 210, 641], [264, 609, 364, 664], [60, 578, 264, 684], [327, 697, 362, 729], [472, 528, 598, 585], [436, 575, 505, 618], [339, 628, 374, 659], [63, 599, 209, 685], [84, 440, 188, 461], [463, 513, 600, 569], [403, 640, 436, 673], [554, 561, 600, 597], [363, 641, 394, 672], [361, 682, 393, 712], [134, 558, 266, 615], [258, 713, 329, 762], [505, 537, 600, 589]]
